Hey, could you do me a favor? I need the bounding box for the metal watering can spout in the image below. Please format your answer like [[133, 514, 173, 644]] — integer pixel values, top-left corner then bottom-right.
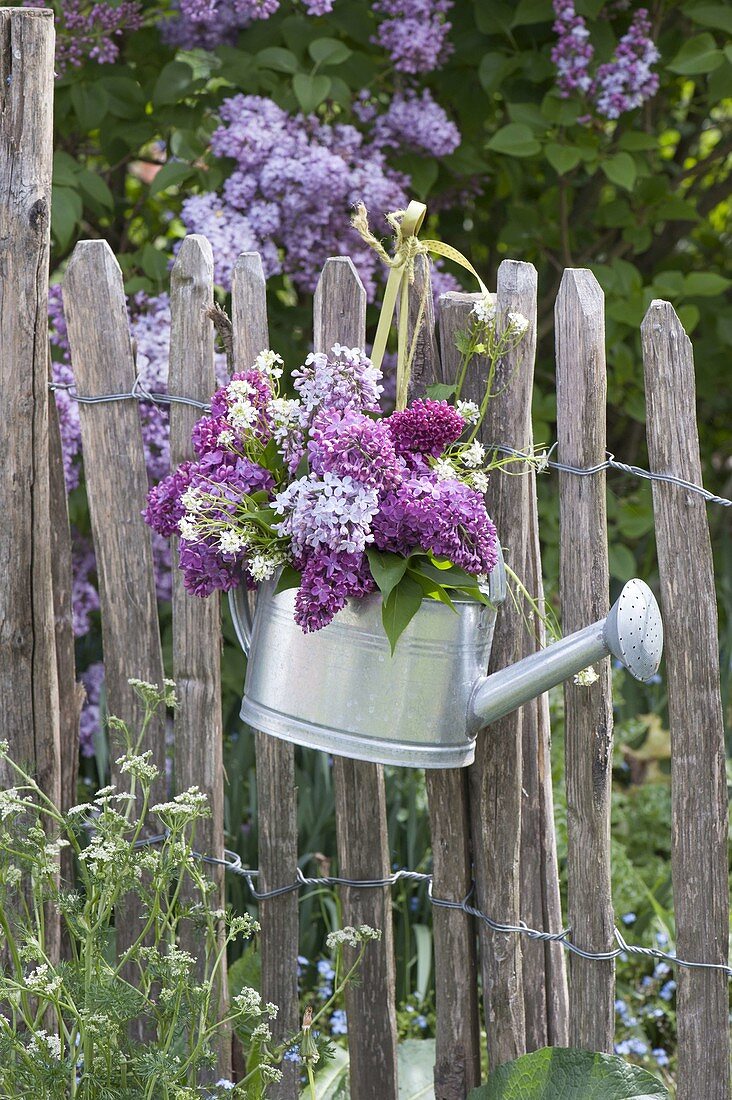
[[468, 578, 664, 733]]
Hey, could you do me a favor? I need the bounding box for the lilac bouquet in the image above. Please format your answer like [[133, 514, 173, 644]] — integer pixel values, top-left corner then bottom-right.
[[144, 297, 526, 650]]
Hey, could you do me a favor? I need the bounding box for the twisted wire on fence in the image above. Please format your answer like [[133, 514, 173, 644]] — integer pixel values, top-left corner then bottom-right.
[[137, 832, 732, 980], [49, 378, 732, 506]]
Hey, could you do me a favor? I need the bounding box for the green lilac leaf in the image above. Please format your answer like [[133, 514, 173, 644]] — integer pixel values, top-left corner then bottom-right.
[[381, 575, 424, 655], [468, 1047, 670, 1099], [425, 382, 457, 400], [274, 565, 302, 594], [366, 548, 409, 603]]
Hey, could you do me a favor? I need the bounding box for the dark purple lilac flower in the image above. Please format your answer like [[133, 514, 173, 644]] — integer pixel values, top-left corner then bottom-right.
[[143, 462, 195, 538], [308, 407, 402, 489], [25, 0, 143, 74], [386, 399, 465, 459], [178, 539, 243, 597], [71, 536, 100, 637], [294, 550, 375, 632]]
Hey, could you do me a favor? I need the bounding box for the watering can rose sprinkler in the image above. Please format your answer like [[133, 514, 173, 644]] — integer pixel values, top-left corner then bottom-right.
[[228, 202, 664, 769]]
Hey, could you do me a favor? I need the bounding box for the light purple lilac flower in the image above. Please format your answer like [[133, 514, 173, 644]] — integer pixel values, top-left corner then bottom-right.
[[592, 8, 659, 119], [373, 0, 454, 74], [79, 661, 104, 758], [551, 0, 594, 97], [274, 472, 379, 557], [308, 407, 401, 489], [293, 345, 383, 420], [161, 0, 279, 50], [370, 89, 460, 158], [71, 537, 100, 637], [183, 96, 408, 299]]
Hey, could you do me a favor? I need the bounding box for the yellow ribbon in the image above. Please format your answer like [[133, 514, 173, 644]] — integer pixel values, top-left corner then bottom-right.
[[352, 201, 488, 410]]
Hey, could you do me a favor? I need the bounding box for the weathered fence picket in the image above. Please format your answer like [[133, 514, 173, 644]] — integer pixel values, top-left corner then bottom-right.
[[314, 257, 400, 1100], [64, 242, 167, 1036], [642, 301, 731, 1100], [169, 235, 231, 1079], [0, 6, 60, 847], [231, 252, 301, 1100], [555, 269, 615, 1051]]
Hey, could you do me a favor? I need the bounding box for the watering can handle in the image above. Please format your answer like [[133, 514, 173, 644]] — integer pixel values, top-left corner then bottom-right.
[[229, 586, 254, 657]]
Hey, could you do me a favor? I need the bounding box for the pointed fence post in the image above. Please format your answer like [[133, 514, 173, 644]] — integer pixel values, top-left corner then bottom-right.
[[0, 5, 60, 815], [642, 301, 730, 1100], [231, 252, 300, 1099], [314, 257, 399, 1100], [64, 242, 167, 1036], [555, 269, 614, 1052], [169, 235, 231, 1080]]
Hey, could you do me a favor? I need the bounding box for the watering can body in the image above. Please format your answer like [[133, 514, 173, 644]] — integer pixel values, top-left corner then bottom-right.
[[230, 554, 663, 769]]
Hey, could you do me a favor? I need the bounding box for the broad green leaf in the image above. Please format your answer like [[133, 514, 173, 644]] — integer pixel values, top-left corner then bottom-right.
[[676, 303, 700, 334], [140, 243, 169, 282], [468, 1047, 670, 1099], [617, 132, 658, 151], [308, 37, 352, 66], [53, 150, 79, 188], [478, 52, 521, 94], [293, 72, 332, 113], [51, 186, 83, 251], [683, 272, 732, 296], [77, 168, 114, 212], [487, 124, 541, 158], [609, 542, 637, 581], [406, 568, 458, 611], [366, 548, 409, 603], [275, 565, 302, 594], [510, 0, 553, 25], [425, 382, 456, 401], [257, 46, 299, 73], [683, 2, 732, 35], [668, 33, 723, 74], [601, 152, 637, 191], [545, 143, 582, 175], [398, 1039, 437, 1098], [540, 91, 581, 125], [153, 61, 195, 106], [411, 925, 433, 1003], [100, 75, 145, 118], [302, 1043, 349, 1098], [70, 82, 109, 130], [149, 160, 196, 196], [381, 575, 424, 654], [506, 102, 546, 130]]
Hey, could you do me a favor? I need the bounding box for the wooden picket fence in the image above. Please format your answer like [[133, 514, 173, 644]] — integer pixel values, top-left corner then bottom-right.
[[1, 10, 729, 1100]]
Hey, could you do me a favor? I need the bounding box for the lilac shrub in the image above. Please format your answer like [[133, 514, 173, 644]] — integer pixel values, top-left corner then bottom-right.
[[551, 1, 659, 118], [373, 0, 454, 74], [24, 0, 143, 74]]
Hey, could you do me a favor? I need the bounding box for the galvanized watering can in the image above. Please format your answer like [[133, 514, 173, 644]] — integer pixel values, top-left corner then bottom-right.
[[229, 552, 663, 769]]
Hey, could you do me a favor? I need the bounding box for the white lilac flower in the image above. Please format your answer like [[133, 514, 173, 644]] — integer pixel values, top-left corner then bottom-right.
[[179, 516, 201, 541], [508, 311, 529, 336], [461, 441, 485, 469], [470, 471, 490, 494], [254, 349, 284, 379], [218, 529, 247, 554], [456, 400, 480, 424], [574, 665, 599, 687], [227, 379, 256, 401], [471, 292, 497, 325], [249, 554, 280, 582], [433, 458, 456, 482], [228, 399, 258, 431], [217, 428, 235, 447]]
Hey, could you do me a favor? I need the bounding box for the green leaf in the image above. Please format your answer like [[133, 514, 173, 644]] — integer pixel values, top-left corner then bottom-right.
[[617, 132, 659, 151], [152, 60, 195, 106], [478, 52, 521, 94], [683, 272, 732, 296], [100, 75, 145, 118], [600, 152, 637, 191], [668, 33, 724, 74], [406, 568, 458, 610], [257, 46, 299, 73], [140, 243, 169, 282], [51, 185, 83, 251], [545, 143, 582, 175], [149, 160, 196, 196], [381, 575, 424, 655], [397, 1040, 437, 1099], [53, 150, 79, 187], [366, 548, 409, 603], [76, 168, 114, 212], [425, 382, 456, 400], [412, 925, 432, 1003], [510, 0, 553, 25], [70, 82, 109, 130], [609, 542, 637, 582], [293, 72, 332, 113], [683, 2, 732, 34], [487, 124, 541, 158], [468, 1047, 670, 1099], [308, 37, 352, 66], [302, 1043, 349, 1098], [275, 565, 302, 594]]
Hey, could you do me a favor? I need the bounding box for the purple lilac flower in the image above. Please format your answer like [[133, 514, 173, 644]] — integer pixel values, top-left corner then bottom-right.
[[370, 89, 460, 157], [551, 0, 594, 97], [178, 539, 243, 597], [592, 8, 659, 119], [274, 473, 379, 557], [373, 0, 454, 74], [374, 476, 499, 576], [161, 0, 279, 50], [386, 398, 465, 459], [293, 346, 383, 420], [178, 193, 280, 290], [294, 550, 375, 632], [185, 96, 407, 299], [308, 407, 401, 489], [144, 462, 195, 538], [25, 0, 143, 74], [79, 661, 104, 758], [71, 537, 100, 637]]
